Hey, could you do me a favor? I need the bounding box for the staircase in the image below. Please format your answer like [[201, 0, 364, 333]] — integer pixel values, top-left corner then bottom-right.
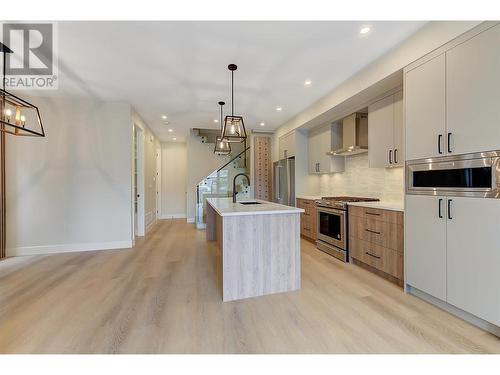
[[195, 146, 250, 229]]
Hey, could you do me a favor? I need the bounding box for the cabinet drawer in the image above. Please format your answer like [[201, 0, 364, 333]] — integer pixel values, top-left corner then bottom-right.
[[349, 237, 403, 280], [297, 199, 314, 216], [349, 206, 403, 225], [349, 216, 404, 253]]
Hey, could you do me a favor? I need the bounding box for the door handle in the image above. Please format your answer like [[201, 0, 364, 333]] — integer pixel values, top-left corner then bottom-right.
[[394, 149, 398, 164], [438, 198, 443, 218], [447, 132, 452, 153], [388, 149, 393, 164], [447, 199, 452, 220], [365, 251, 381, 260], [438, 134, 443, 154]]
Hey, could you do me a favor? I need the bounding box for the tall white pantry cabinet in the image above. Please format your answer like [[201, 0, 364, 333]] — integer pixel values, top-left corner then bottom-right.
[[404, 22, 500, 329]]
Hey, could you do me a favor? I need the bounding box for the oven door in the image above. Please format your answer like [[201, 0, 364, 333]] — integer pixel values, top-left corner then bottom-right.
[[407, 151, 500, 198], [316, 206, 346, 249]]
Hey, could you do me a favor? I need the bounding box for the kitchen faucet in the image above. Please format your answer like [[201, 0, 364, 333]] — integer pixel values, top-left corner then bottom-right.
[[232, 173, 250, 203]]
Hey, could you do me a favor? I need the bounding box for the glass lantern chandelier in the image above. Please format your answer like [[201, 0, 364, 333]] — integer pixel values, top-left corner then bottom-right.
[[0, 43, 45, 137], [214, 101, 231, 155], [221, 64, 247, 143]]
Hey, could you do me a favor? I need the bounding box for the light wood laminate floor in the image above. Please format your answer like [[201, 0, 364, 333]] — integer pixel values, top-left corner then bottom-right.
[[0, 219, 499, 354]]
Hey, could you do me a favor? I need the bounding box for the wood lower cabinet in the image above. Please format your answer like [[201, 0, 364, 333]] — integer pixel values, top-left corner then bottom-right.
[[296, 198, 317, 242], [348, 206, 404, 285]]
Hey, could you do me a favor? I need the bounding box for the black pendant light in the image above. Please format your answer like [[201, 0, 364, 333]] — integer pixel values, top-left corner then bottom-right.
[[222, 64, 247, 143], [214, 101, 231, 155], [0, 43, 45, 137]]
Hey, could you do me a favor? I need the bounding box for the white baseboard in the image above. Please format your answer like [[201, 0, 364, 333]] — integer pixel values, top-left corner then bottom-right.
[[159, 213, 187, 219], [407, 284, 500, 337], [6, 240, 133, 257]]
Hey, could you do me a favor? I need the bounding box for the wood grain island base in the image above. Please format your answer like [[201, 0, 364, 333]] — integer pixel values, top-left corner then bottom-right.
[[206, 198, 303, 302]]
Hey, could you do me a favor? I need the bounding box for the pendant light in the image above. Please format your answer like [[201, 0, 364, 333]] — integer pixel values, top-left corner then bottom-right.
[[0, 43, 45, 137], [222, 64, 247, 143], [214, 101, 231, 155]]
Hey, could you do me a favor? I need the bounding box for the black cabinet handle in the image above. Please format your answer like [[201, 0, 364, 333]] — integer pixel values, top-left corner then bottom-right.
[[365, 212, 381, 216], [448, 199, 453, 220], [438, 198, 443, 218], [438, 134, 443, 154], [389, 149, 393, 164], [394, 149, 398, 164], [365, 252, 381, 260], [448, 132, 452, 153], [317, 163, 320, 172], [365, 229, 381, 235]]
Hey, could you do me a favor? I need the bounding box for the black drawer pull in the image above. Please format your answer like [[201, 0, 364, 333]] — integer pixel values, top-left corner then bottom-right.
[[365, 229, 381, 235], [365, 252, 381, 259], [365, 212, 381, 216]]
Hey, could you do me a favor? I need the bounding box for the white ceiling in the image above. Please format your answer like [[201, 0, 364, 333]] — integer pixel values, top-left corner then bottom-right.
[[46, 21, 427, 141]]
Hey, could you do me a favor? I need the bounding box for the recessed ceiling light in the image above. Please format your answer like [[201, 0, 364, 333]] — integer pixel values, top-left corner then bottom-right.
[[304, 80, 312, 86], [214, 119, 219, 123], [276, 106, 282, 112], [161, 115, 167, 120], [172, 137, 177, 141], [360, 26, 371, 35], [260, 122, 265, 127], [168, 128, 173, 132]]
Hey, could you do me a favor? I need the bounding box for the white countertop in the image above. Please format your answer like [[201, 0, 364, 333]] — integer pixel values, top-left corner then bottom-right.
[[347, 201, 404, 212], [296, 196, 322, 201], [206, 197, 304, 217]]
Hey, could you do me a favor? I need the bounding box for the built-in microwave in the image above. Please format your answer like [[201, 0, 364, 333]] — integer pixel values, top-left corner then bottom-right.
[[406, 151, 500, 198]]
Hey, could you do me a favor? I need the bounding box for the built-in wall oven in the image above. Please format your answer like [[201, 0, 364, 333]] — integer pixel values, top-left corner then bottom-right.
[[316, 206, 346, 261], [407, 151, 500, 197]]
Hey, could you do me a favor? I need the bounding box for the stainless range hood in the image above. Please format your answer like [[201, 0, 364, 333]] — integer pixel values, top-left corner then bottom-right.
[[328, 112, 368, 156]]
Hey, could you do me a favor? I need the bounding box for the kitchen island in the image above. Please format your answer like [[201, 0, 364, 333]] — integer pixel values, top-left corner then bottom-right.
[[206, 197, 304, 302]]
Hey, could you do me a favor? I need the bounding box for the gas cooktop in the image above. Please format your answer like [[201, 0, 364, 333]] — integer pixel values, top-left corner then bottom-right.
[[315, 196, 379, 210]]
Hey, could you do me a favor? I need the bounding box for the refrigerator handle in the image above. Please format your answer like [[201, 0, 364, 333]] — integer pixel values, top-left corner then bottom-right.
[[287, 160, 291, 205], [276, 165, 282, 201]]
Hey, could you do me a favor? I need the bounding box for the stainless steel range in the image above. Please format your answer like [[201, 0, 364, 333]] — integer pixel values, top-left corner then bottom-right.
[[315, 196, 379, 262]]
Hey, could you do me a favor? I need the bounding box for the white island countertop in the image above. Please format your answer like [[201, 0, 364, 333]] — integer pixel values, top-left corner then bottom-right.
[[347, 201, 404, 212], [206, 197, 304, 217]]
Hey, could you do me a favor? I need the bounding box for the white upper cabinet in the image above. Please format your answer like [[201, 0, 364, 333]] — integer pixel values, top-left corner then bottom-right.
[[368, 94, 393, 167], [446, 197, 500, 326], [278, 132, 295, 159], [393, 90, 404, 165], [405, 194, 447, 301], [368, 90, 404, 168], [405, 54, 446, 161], [308, 124, 344, 174], [446, 24, 500, 155]]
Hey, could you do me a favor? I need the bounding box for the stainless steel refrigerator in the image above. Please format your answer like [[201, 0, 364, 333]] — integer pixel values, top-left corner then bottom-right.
[[273, 157, 295, 206]]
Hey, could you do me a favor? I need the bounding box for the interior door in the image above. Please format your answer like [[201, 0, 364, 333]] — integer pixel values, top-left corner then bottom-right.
[[446, 24, 500, 155], [405, 54, 446, 160], [405, 194, 447, 301], [446, 197, 500, 326], [368, 94, 394, 168]]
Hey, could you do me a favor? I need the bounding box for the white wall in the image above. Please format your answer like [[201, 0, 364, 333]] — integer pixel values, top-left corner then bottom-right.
[[318, 154, 404, 202], [6, 97, 134, 256], [160, 141, 187, 218], [132, 111, 160, 233]]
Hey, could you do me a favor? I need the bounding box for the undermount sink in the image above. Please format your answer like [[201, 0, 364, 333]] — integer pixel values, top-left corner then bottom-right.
[[239, 201, 262, 205]]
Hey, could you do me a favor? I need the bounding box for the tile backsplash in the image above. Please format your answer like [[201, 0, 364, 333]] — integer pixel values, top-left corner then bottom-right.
[[318, 153, 404, 202]]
